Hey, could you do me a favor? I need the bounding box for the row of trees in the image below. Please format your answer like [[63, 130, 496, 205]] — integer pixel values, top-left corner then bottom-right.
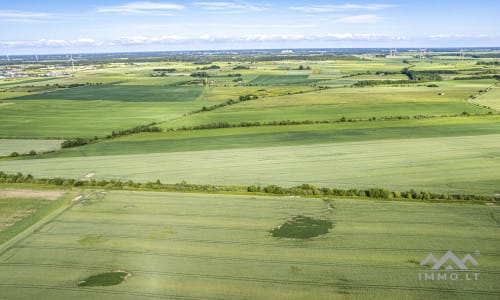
[[61, 123, 161, 148], [454, 75, 500, 81], [168, 112, 496, 132], [401, 68, 444, 81], [190, 94, 259, 114], [0, 171, 497, 203]]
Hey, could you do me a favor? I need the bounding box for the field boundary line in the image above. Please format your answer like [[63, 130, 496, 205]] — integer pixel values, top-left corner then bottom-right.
[[0, 194, 78, 256]]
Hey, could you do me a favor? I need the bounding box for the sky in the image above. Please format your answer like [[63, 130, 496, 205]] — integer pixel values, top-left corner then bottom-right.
[[0, 0, 499, 54]]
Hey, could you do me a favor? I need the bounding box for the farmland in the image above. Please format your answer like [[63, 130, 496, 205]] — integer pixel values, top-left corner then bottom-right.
[[0, 190, 498, 299], [0, 48, 499, 299]]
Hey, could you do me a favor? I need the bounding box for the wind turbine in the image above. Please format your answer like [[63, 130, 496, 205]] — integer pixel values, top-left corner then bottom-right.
[[6, 54, 9, 62], [69, 54, 75, 73], [419, 48, 426, 61]]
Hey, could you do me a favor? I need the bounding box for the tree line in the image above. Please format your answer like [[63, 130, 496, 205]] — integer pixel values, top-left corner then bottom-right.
[[61, 123, 161, 148], [0, 171, 497, 203]]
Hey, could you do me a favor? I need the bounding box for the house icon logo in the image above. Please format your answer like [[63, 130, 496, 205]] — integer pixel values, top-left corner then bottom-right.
[[421, 250, 479, 270], [419, 250, 480, 281]]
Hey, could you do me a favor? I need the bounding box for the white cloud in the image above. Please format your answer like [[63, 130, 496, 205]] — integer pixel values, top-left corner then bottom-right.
[[0, 33, 412, 49], [115, 35, 188, 45], [289, 3, 395, 13], [0, 10, 53, 23], [97, 2, 184, 14], [428, 34, 493, 40], [334, 14, 384, 23], [194, 1, 268, 12]]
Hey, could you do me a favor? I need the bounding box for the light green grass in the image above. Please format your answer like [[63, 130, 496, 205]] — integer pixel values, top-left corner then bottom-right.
[[0, 139, 62, 156], [2, 134, 500, 195], [0, 198, 50, 231], [0, 190, 497, 299], [164, 85, 493, 128], [166, 101, 490, 128], [0, 98, 226, 138], [0, 191, 70, 245], [474, 87, 500, 110], [32, 116, 500, 158]]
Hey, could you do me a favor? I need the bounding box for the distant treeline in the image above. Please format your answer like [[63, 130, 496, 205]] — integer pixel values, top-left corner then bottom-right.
[[401, 68, 445, 81], [454, 75, 500, 81], [61, 123, 161, 148], [189, 94, 259, 114], [0, 171, 497, 203], [250, 55, 362, 61], [168, 112, 494, 131], [351, 68, 452, 87], [476, 61, 500, 65], [352, 79, 412, 87]]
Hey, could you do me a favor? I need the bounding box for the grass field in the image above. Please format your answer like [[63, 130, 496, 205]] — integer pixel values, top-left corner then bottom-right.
[[2, 133, 500, 195], [249, 74, 318, 85], [15, 85, 204, 102], [0, 190, 498, 299], [1, 52, 500, 299], [164, 84, 493, 128], [475, 86, 500, 110], [29, 116, 500, 158], [0, 187, 69, 244], [0, 99, 224, 138], [0, 139, 62, 156]]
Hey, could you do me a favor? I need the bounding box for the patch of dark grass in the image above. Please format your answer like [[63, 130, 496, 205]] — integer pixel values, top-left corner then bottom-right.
[[270, 215, 333, 239], [78, 271, 130, 287]]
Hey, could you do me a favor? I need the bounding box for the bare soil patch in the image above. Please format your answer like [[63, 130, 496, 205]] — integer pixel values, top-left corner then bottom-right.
[[0, 189, 64, 200]]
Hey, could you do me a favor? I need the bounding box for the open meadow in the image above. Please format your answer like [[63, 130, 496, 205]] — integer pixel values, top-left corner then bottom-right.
[[0, 190, 498, 299], [0, 49, 499, 299]]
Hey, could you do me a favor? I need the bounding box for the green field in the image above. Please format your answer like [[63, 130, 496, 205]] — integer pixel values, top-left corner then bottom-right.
[[0, 190, 498, 299], [475, 86, 500, 110], [28, 116, 500, 158], [250, 74, 318, 85], [164, 84, 494, 128], [0, 99, 224, 138], [15, 85, 203, 102], [1, 51, 500, 299], [0, 188, 69, 245], [0, 139, 62, 156], [2, 133, 499, 195]]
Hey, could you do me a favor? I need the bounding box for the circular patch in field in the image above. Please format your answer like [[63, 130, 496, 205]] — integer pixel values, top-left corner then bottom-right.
[[270, 215, 333, 239], [78, 270, 131, 287]]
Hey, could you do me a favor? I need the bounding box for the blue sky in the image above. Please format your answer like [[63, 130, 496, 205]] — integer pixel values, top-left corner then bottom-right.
[[1, 0, 499, 54]]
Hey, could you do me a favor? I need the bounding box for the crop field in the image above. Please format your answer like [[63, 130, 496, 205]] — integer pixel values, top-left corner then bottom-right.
[[0, 187, 68, 244], [0, 139, 62, 156], [166, 101, 489, 128], [0, 190, 498, 299], [475, 86, 500, 110], [164, 83, 495, 128], [0, 100, 214, 138], [250, 74, 319, 85], [1, 50, 500, 299], [15, 85, 204, 102], [2, 133, 500, 195], [27, 116, 500, 158]]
